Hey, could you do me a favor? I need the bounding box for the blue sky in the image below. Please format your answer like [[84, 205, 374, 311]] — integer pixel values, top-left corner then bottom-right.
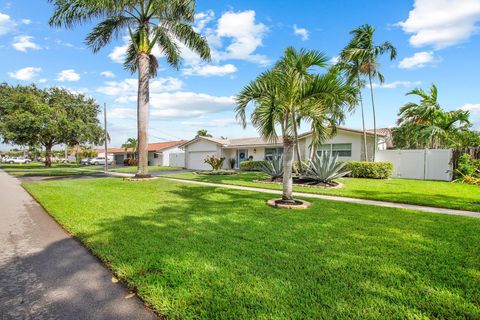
[[1, 0, 480, 149]]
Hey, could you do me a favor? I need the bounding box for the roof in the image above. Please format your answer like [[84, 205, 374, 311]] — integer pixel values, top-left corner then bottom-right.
[[298, 126, 388, 139], [226, 136, 283, 148], [93, 140, 186, 154]]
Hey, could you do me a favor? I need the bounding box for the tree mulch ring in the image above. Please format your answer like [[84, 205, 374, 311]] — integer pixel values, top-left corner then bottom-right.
[[267, 198, 312, 209], [254, 178, 343, 189]]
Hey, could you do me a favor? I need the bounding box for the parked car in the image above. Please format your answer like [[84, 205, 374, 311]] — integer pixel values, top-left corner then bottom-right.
[[80, 158, 91, 165], [3, 156, 32, 164], [88, 157, 113, 166]]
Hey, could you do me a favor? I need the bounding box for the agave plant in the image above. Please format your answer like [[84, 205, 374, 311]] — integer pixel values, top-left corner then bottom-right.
[[304, 151, 350, 183], [258, 156, 284, 180]]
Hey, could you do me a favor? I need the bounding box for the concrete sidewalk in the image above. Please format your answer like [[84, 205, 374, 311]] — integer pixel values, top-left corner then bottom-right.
[[0, 170, 158, 319], [164, 177, 480, 219]]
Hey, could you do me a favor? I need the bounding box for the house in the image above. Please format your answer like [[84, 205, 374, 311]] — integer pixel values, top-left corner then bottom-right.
[[95, 140, 186, 166], [180, 127, 389, 170]]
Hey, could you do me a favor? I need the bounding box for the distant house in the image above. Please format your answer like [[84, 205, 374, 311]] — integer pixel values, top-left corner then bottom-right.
[[180, 127, 389, 170], [95, 140, 186, 166]]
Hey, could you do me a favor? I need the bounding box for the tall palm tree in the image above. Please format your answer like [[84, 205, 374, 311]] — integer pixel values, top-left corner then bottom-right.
[[397, 84, 470, 148], [341, 24, 396, 161], [121, 137, 138, 158], [49, 0, 210, 178], [196, 129, 212, 137], [236, 47, 357, 202]]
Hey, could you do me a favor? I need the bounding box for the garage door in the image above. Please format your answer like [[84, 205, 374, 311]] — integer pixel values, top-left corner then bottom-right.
[[187, 151, 215, 170]]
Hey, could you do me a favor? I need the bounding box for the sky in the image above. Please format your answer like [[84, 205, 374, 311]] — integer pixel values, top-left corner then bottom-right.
[[1, 0, 480, 150]]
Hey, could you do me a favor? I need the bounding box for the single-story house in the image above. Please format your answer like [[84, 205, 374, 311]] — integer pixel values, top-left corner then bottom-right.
[[95, 140, 186, 166], [180, 127, 390, 170]]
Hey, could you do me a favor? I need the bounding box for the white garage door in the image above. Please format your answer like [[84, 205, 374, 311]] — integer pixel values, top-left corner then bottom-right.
[[187, 151, 216, 170]]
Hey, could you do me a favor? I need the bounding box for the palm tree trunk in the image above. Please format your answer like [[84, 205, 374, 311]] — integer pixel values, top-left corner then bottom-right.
[[136, 52, 150, 178], [357, 76, 368, 161], [292, 112, 303, 173], [282, 136, 295, 202], [368, 72, 377, 162]]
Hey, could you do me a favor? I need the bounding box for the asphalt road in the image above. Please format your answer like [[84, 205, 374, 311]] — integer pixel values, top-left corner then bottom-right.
[[0, 170, 158, 320]]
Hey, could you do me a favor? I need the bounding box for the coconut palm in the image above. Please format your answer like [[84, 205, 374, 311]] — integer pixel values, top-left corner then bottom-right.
[[341, 24, 396, 161], [397, 84, 470, 148], [49, 0, 210, 177], [196, 129, 212, 137], [235, 47, 357, 202], [121, 137, 138, 158]]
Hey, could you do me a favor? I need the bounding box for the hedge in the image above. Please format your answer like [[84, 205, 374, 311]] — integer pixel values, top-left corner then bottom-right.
[[240, 160, 266, 171], [345, 161, 393, 179]]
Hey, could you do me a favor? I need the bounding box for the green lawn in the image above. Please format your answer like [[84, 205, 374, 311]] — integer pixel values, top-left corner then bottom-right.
[[165, 171, 480, 212], [110, 165, 183, 173], [24, 177, 480, 319], [0, 162, 101, 176]]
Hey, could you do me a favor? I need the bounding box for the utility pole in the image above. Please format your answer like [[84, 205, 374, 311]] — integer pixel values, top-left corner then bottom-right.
[[104, 103, 108, 173]]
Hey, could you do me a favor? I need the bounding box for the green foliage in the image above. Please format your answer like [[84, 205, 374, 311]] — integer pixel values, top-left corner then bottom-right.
[[304, 152, 350, 183], [293, 160, 308, 174], [228, 158, 236, 169], [124, 158, 138, 166], [196, 129, 212, 137], [258, 156, 284, 179], [455, 154, 480, 179], [204, 156, 225, 170], [197, 170, 236, 176], [240, 160, 266, 171], [345, 161, 393, 179], [121, 137, 138, 157]]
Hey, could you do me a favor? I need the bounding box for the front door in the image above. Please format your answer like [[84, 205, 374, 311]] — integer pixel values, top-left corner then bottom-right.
[[237, 149, 248, 168]]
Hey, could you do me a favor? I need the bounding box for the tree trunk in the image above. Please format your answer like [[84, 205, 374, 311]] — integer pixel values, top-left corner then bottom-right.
[[45, 143, 53, 168], [282, 136, 295, 202], [136, 52, 150, 178], [358, 76, 368, 162], [368, 72, 377, 162], [292, 112, 303, 173]]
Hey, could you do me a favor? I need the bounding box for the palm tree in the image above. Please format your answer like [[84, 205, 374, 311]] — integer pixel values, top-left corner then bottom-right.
[[341, 24, 396, 161], [196, 129, 212, 137], [49, 0, 211, 178], [121, 137, 138, 158], [236, 47, 357, 202], [397, 84, 470, 148]]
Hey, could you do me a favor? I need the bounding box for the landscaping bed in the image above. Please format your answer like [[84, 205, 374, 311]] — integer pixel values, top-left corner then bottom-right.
[[24, 177, 480, 319]]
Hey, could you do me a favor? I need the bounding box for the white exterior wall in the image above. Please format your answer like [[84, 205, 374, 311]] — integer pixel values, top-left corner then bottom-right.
[[161, 146, 183, 166], [376, 149, 453, 181], [300, 131, 363, 161], [148, 151, 162, 166], [184, 139, 222, 170]]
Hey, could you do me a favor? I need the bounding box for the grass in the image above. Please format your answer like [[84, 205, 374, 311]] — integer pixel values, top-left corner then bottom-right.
[[110, 165, 183, 173], [24, 177, 480, 319], [165, 171, 480, 212], [0, 162, 101, 177]]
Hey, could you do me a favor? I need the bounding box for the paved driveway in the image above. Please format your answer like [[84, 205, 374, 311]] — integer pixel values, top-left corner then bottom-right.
[[0, 170, 158, 320]]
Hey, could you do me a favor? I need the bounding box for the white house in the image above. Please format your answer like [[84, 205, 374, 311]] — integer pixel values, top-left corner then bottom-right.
[[180, 127, 390, 170]]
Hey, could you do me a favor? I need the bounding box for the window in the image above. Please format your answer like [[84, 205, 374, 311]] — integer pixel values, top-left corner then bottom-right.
[[265, 148, 284, 160], [154, 153, 159, 159], [317, 143, 352, 157]]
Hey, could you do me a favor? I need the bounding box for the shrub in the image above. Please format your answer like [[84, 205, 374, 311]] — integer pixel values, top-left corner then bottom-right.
[[345, 161, 393, 179], [127, 158, 139, 166], [304, 152, 350, 183], [240, 160, 266, 171], [204, 156, 225, 170], [197, 169, 237, 176], [455, 154, 480, 179], [293, 160, 308, 174], [258, 156, 283, 180], [228, 158, 236, 169]]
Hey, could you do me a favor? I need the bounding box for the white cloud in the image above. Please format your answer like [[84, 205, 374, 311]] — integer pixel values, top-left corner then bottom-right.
[[100, 71, 116, 78], [397, 0, 480, 49], [0, 12, 13, 36], [398, 51, 439, 69], [182, 63, 237, 77], [97, 77, 183, 96], [57, 69, 81, 82], [181, 118, 238, 127], [38, 78, 47, 83], [8, 67, 41, 80], [109, 43, 128, 63], [21, 19, 31, 25], [194, 10, 215, 33], [372, 81, 422, 89], [293, 24, 309, 41], [12, 35, 41, 52], [460, 103, 480, 112], [107, 108, 136, 119], [215, 10, 269, 64], [330, 56, 340, 64]]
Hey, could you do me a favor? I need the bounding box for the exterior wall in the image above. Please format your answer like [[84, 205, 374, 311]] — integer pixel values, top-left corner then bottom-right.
[[184, 139, 222, 170], [148, 151, 163, 166], [222, 147, 267, 169], [300, 130, 363, 161], [161, 146, 184, 166], [169, 153, 185, 167]]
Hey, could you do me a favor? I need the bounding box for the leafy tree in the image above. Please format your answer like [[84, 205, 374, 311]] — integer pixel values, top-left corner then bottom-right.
[[341, 24, 397, 160], [121, 137, 138, 158], [196, 129, 212, 137], [0, 84, 104, 167], [236, 47, 356, 202], [49, 0, 211, 178], [397, 84, 471, 149]]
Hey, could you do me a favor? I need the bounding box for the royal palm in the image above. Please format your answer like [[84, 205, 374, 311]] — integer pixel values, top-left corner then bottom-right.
[[49, 0, 210, 177]]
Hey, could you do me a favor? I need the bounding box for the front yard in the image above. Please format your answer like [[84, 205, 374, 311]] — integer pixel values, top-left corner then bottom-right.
[[165, 171, 480, 212], [24, 177, 480, 319], [110, 165, 183, 173], [0, 163, 101, 177]]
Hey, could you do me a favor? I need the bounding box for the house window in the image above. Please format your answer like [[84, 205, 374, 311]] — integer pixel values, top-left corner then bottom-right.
[[265, 148, 284, 160], [154, 153, 159, 159], [317, 143, 352, 157]]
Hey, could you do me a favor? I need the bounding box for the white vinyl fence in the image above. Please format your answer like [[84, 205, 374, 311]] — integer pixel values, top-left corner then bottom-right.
[[376, 149, 453, 181], [169, 152, 185, 168]]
